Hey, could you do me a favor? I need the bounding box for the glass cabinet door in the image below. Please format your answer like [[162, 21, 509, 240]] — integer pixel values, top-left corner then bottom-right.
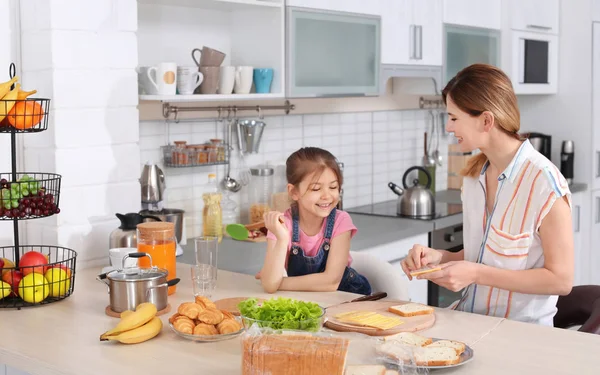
[[444, 25, 500, 85], [287, 7, 381, 97]]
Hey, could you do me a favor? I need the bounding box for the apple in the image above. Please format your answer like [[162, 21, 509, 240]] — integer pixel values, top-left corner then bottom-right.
[[19, 251, 48, 276], [0, 257, 15, 277], [0, 281, 10, 299], [44, 268, 70, 297], [43, 264, 72, 278], [0, 259, 4, 268], [1, 269, 23, 296], [18, 273, 49, 303]]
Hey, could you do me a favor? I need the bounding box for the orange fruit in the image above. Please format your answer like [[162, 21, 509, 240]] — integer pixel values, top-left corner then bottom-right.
[[7, 101, 44, 130]]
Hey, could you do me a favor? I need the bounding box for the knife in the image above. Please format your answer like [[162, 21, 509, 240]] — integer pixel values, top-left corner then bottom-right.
[[326, 291, 388, 310]]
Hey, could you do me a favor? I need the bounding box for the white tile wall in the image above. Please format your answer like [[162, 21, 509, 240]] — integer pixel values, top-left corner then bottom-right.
[[139, 109, 451, 238]]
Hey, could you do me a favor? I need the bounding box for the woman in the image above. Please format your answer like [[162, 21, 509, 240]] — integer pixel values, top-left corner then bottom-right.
[[400, 64, 574, 326]]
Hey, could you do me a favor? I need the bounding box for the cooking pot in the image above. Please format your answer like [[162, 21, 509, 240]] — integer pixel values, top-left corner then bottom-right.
[[388, 166, 435, 218], [97, 252, 180, 313]]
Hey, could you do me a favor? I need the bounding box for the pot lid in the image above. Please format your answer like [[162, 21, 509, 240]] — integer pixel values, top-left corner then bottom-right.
[[106, 267, 166, 281]]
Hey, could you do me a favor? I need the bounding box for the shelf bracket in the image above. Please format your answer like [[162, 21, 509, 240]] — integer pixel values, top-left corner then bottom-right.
[[161, 100, 296, 120], [419, 96, 445, 109]]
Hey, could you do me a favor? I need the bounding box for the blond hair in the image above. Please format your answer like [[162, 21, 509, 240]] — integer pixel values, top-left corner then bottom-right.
[[442, 64, 521, 177]]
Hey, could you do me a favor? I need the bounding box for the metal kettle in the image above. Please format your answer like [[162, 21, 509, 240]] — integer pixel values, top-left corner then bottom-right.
[[109, 213, 162, 249], [388, 166, 435, 218]]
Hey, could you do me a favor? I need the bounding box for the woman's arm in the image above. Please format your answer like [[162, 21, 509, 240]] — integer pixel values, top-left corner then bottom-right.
[[475, 195, 574, 295], [440, 249, 464, 263], [278, 231, 352, 292], [260, 238, 289, 293]]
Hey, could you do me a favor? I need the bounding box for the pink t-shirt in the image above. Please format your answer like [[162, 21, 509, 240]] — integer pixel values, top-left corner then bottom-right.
[[266, 209, 358, 266]]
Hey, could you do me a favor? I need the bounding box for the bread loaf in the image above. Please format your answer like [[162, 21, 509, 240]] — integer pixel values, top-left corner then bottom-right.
[[388, 303, 434, 317]]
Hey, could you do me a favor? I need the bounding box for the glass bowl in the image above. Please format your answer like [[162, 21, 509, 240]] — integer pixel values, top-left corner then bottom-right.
[[240, 307, 325, 332]]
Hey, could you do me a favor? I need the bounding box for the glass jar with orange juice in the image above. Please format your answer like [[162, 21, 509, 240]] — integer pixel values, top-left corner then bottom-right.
[[137, 222, 177, 295]]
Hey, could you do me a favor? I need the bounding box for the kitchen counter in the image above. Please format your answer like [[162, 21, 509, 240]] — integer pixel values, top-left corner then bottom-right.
[[1, 264, 598, 375]]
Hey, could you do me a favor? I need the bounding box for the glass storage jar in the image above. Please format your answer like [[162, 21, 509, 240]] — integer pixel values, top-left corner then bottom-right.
[[136, 222, 177, 295], [247, 165, 274, 224]]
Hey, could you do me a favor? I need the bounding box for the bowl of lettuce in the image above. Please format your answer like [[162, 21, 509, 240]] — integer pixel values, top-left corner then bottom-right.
[[238, 297, 325, 332]]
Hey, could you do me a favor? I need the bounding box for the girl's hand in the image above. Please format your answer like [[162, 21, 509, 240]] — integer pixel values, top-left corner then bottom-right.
[[255, 271, 261, 280], [400, 244, 443, 280], [264, 211, 288, 242], [416, 261, 480, 292]]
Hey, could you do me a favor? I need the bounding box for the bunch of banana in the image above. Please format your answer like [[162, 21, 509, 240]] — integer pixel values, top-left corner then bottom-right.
[[0, 76, 37, 123], [100, 302, 163, 344]]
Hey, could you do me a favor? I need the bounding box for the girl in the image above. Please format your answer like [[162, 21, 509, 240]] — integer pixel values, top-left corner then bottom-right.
[[401, 64, 574, 326], [257, 147, 371, 295]]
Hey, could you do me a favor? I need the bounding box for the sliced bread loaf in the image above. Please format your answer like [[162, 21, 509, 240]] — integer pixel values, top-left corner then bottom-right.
[[388, 303, 434, 317], [414, 347, 461, 366], [425, 339, 466, 355], [382, 331, 432, 346], [344, 365, 387, 375]]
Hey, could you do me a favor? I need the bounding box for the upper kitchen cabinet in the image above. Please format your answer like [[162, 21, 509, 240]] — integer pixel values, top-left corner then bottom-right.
[[510, 0, 560, 34], [286, 7, 381, 97], [380, 0, 443, 66], [137, 0, 285, 102], [285, 0, 380, 15], [442, 0, 502, 30]]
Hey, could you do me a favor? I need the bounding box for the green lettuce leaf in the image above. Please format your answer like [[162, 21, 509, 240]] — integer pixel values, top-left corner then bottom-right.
[[238, 297, 323, 332]]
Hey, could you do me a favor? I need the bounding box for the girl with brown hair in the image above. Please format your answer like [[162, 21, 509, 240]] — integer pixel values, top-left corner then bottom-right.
[[401, 64, 574, 326], [257, 147, 371, 295]]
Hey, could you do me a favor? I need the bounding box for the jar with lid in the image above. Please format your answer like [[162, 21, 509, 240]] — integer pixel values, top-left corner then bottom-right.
[[247, 165, 274, 224], [136, 222, 177, 295], [202, 173, 223, 242]]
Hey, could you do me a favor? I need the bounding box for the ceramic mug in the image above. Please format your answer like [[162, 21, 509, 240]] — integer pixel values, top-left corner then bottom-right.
[[253, 68, 274, 93], [199, 66, 220, 94], [234, 66, 253, 94], [109, 247, 138, 269], [137, 66, 158, 95], [191, 46, 226, 67], [177, 66, 203, 95], [147, 62, 177, 95], [218, 66, 235, 95]]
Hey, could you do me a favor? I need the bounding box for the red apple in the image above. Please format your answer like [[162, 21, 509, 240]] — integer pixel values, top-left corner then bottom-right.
[[2, 269, 23, 296], [0, 259, 4, 269], [19, 251, 48, 276]]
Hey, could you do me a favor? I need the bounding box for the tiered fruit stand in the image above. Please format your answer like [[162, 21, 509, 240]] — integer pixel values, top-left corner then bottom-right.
[[0, 63, 77, 308]]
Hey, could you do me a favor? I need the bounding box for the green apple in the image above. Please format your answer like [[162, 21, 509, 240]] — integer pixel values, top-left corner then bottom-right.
[[18, 273, 49, 303], [44, 268, 70, 297], [0, 280, 11, 299]]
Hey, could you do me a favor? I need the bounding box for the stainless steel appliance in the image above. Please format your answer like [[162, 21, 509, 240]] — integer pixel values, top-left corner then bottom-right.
[[560, 140, 574, 185], [140, 163, 165, 211], [138, 208, 185, 244], [428, 223, 464, 307], [388, 166, 435, 218], [525, 132, 552, 161], [109, 212, 162, 249]]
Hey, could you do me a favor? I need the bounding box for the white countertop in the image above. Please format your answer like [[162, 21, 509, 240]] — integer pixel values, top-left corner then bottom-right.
[[0, 264, 598, 375]]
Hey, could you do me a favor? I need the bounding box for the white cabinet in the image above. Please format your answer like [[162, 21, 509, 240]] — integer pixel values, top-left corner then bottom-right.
[[593, 23, 600, 189], [571, 192, 583, 286], [443, 0, 502, 30], [285, 0, 380, 15], [591, 191, 600, 286], [594, 0, 600, 22], [510, 0, 560, 34], [380, 0, 442, 66]]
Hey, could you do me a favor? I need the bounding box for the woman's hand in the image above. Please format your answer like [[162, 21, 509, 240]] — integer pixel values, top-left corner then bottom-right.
[[264, 211, 288, 242], [400, 244, 443, 280], [417, 261, 480, 292]]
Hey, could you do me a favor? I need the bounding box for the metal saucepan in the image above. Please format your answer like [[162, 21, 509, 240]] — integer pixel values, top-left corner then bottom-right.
[[97, 252, 180, 313]]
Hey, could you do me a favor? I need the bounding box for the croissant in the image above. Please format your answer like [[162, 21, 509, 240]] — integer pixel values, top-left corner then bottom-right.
[[217, 318, 242, 334], [168, 313, 182, 325], [221, 309, 236, 320], [193, 322, 219, 336], [178, 302, 203, 319], [173, 317, 195, 334], [197, 307, 224, 325], [195, 296, 217, 310]]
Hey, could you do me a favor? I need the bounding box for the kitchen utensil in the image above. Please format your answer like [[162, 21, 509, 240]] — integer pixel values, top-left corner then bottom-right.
[[323, 300, 436, 336], [140, 162, 166, 211], [97, 252, 180, 313], [389, 166, 435, 218], [214, 297, 267, 316], [225, 223, 250, 241], [237, 119, 266, 154], [324, 292, 389, 312], [222, 118, 241, 192], [431, 111, 443, 166], [109, 212, 162, 249], [168, 318, 244, 342], [422, 131, 435, 168]]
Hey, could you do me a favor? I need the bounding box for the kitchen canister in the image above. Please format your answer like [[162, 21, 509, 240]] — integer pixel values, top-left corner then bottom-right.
[[136, 222, 178, 295]]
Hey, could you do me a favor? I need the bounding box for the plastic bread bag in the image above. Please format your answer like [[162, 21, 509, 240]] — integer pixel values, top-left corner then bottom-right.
[[240, 325, 427, 375], [375, 339, 440, 374]]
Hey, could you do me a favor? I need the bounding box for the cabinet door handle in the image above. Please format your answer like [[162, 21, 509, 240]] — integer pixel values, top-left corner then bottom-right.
[[409, 24, 416, 59], [596, 198, 600, 224], [575, 205, 581, 232], [416, 25, 423, 60], [597, 151, 600, 177], [527, 24, 552, 31]]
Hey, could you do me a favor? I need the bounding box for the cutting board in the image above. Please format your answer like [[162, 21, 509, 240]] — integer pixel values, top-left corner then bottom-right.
[[214, 297, 267, 316], [324, 300, 435, 336]]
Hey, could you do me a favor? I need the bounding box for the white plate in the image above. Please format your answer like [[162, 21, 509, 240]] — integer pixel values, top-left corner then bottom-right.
[[380, 338, 474, 370], [168, 317, 244, 342]]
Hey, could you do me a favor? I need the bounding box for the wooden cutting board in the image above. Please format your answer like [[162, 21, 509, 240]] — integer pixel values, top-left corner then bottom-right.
[[324, 300, 435, 336], [213, 297, 267, 316]]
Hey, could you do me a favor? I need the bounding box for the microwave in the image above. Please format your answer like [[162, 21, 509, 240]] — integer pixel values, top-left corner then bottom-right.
[[510, 30, 558, 94], [286, 7, 381, 97]]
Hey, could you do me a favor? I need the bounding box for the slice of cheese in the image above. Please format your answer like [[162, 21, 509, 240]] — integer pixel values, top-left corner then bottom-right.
[[335, 310, 404, 330]]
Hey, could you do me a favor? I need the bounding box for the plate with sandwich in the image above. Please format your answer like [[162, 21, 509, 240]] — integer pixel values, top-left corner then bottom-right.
[[376, 331, 474, 369], [324, 301, 436, 336]]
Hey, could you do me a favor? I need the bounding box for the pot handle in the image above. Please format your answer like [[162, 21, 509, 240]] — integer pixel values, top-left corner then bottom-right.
[[402, 166, 431, 189], [388, 182, 404, 196], [124, 252, 153, 268], [145, 278, 181, 299], [96, 273, 110, 294]]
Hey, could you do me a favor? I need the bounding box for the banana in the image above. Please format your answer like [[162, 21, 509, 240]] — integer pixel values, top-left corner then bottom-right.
[[120, 310, 134, 319], [17, 89, 37, 100], [0, 84, 20, 122], [100, 302, 157, 340], [0, 76, 18, 99], [100, 316, 162, 344]]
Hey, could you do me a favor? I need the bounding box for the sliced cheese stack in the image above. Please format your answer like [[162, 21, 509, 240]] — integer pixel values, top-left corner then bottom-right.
[[335, 310, 404, 330]]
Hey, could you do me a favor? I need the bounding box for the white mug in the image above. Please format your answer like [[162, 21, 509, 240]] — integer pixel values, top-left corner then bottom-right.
[[147, 62, 177, 95], [234, 66, 253, 94], [219, 66, 235, 95], [109, 247, 138, 269], [177, 66, 203, 95], [137, 66, 158, 95]]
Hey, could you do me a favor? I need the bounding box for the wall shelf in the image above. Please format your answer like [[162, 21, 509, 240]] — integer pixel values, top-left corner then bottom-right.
[[140, 93, 284, 103], [138, 0, 282, 11]]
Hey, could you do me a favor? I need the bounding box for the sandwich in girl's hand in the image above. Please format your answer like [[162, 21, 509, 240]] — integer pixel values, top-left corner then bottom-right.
[[257, 147, 372, 295]]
